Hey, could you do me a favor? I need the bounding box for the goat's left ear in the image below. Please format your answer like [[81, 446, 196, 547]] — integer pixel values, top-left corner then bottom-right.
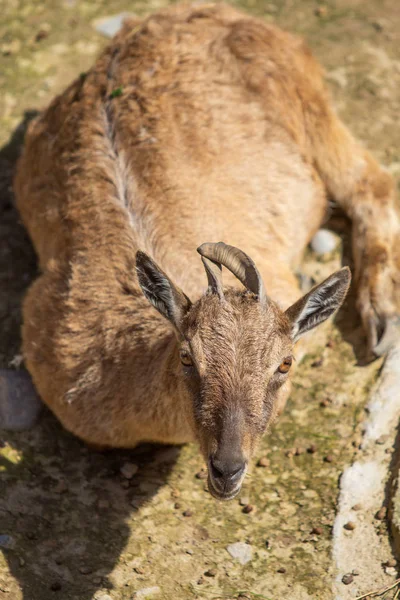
[[285, 267, 351, 341], [136, 251, 192, 333]]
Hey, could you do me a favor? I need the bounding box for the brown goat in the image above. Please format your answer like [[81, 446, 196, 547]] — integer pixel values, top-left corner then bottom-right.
[[14, 3, 399, 500]]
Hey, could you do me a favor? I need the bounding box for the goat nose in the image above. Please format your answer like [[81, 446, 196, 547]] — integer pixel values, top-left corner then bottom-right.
[[210, 456, 245, 482]]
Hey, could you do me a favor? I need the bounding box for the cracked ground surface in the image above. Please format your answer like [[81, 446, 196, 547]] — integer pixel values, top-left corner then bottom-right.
[[1, 1, 400, 599]]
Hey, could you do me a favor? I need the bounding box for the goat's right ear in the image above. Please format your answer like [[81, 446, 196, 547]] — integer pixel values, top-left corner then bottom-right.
[[135, 251, 192, 332]]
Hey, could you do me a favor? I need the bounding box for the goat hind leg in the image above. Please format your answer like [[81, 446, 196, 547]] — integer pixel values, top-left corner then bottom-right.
[[304, 79, 400, 354]]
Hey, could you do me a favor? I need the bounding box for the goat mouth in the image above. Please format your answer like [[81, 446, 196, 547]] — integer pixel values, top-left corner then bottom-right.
[[207, 474, 242, 501]]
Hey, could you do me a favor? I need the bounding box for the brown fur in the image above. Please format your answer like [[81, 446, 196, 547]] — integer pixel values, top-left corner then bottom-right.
[[14, 3, 399, 497]]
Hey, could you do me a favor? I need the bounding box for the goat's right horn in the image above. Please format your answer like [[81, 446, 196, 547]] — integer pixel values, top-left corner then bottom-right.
[[197, 242, 267, 306]]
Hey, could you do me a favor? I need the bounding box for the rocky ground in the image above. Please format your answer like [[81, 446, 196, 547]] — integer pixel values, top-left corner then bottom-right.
[[1, 1, 400, 599]]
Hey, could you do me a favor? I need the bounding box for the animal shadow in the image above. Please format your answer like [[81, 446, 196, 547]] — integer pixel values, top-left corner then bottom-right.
[[0, 113, 180, 600]]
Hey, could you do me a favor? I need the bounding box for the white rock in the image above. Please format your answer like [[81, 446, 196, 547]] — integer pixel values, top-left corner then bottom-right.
[[94, 13, 134, 38], [120, 462, 138, 479], [226, 542, 252, 565], [133, 587, 161, 599], [310, 229, 338, 255]]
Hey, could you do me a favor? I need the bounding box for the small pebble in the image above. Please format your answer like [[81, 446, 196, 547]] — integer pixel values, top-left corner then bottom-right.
[[311, 358, 323, 368], [242, 505, 254, 514], [186, 549, 194, 555], [376, 434, 389, 445], [342, 573, 354, 585], [50, 582, 62, 591], [197, 577, 204, 585], [257, 457, 270, 467], [171, 489, 180, 498], [385, 559, 397, 568], [315, 5, 328, 17], [344, 521, 356, 531], [1, 39, 22, 56], [120, 462, 138, 479], [352, 569, 360, 576], [295, 447, 305, 456], [239, 497, 250, 506], [375, 507, 387, 520], [326, 339, 335, 348], [277, 566, 286, 573], [35, 23, 51, 42], [195, 470, 207, 480], [204, 568, 217, 577], [79, 565, 93, 575], [183, 509, 193, 517], [324, 455, 334, 463], [307, 444, 318, 454], [311, 527, 323, 535], [174, 502, 181, 510], [53, 480, 68, 494], [352, 504, 363, 511], [320, 399, 331, 408]]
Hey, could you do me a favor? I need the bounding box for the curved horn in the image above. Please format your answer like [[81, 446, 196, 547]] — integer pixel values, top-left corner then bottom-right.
[[197, 242, 267, 305], [201, 256, 224, 299]]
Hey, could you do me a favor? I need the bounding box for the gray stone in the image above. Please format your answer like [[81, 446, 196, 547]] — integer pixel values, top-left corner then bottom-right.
[[0, 534, 16, 550], [94, 13, 134, 38], [310, 229, 338, 255], [120, 462, 138, 479], [0, 369, 42, 431], [226, 542, 253, 565]]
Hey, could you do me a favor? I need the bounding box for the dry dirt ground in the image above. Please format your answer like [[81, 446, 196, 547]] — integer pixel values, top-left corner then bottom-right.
[[0, 1, 400, 599]]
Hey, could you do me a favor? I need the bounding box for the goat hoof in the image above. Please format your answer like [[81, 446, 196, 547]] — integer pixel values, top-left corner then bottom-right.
[[371, 315, 400, 357], [0, 369, 42, 431]]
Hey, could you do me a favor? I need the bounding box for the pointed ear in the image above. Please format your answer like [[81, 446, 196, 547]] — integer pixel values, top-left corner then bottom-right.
[[136, 251, 192, 332], [285, 267, 351, 341]]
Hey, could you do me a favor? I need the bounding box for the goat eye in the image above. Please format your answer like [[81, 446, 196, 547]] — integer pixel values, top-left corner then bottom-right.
[[277, 356, 292, 374], [180, 350, 193, 367]]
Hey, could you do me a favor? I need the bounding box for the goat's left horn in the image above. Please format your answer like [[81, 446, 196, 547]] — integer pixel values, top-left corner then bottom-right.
[[201, 255, 224, 298], [197, 242, 267, 305]]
